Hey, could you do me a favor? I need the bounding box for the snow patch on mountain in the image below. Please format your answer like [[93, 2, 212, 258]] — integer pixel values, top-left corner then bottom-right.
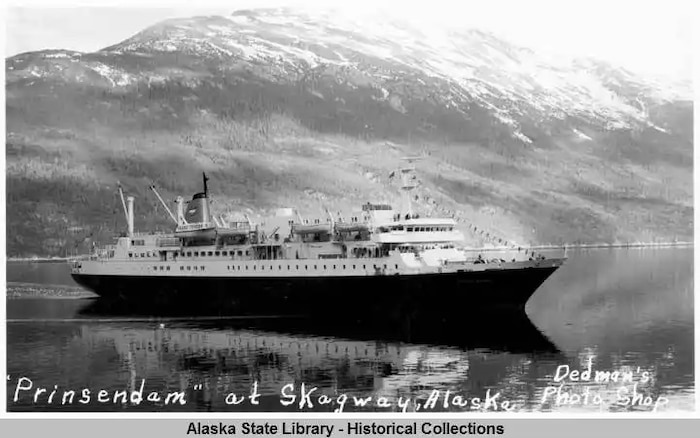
[[43, 53, 71, 59], [573, 129, 593, 141], [512, 132, 533, 144], [87, 63, 134, 87]]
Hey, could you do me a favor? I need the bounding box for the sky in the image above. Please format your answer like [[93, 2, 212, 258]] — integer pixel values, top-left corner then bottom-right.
[[3, 0, 695, 82]]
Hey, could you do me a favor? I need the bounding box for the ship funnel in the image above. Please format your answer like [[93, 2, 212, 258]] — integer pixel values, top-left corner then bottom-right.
[[184, 192, 211, 225], [182, 172, 212, 224], [126, 196, 135, 237]]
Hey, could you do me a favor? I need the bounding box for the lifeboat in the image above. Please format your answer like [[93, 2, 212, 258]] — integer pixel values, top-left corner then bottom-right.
[[175, 222, 217, 239], [291, 222, 332, 234], [334, 222, 370, 233]]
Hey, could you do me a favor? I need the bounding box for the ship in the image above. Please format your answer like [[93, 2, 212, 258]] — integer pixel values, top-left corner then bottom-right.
[[70, 159, 565, 317]]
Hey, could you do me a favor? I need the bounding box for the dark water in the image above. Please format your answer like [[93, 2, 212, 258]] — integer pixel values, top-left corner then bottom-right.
[[6, 247, 694, 413]]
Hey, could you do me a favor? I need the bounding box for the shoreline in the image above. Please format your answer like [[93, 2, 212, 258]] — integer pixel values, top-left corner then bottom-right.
[[6, 282, 97, 299], [6, 256, 84, 263]]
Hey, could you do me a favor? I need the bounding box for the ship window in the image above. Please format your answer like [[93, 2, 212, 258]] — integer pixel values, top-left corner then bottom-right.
[[245, 266, 248, 270], [383, 264, 387, 269], [279, 265, 282, 270], [187, 252, 192, 256], [363, 265, 366, 269], [238, 266, 241, 270], [407, 227, 413, 232], [187, 266, 191, 271], [287, 265, 290, 270], [215, 251, 220, 256], [305, 265, 308, 270], [180, 266, 184, 271], [245, 250, 250, 256], [342, 265, 345, 269], [314, 265, 317, 270], [160, 266, 164, 271], [200, 266, 205, 271], [129, 253, 133, 258], [323, 265, 326, 270], [194, 266, 197, 271], [153, 266, 157, 271], [167, 266, 170, 271], [353, 265, 356, 269], [253, 266, 256, 270], [141, 253, 145, 257], [395, 264, 398, 269], [194, 252, 199, 256], [208, 251, 213, 256]]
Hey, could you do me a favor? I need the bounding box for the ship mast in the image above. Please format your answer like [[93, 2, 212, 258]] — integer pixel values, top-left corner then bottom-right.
[[203, 172, 209, 197], [117, 182, 129, 227], [116, 182, 135, 237], [398, 156, 421, 216]]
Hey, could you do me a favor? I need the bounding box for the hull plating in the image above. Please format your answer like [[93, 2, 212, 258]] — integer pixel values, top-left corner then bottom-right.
[[71, 266, 559, 317]]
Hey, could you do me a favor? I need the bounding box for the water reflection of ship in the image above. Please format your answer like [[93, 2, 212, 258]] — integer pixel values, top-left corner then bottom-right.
[[75, 300, 561, 410], [81, 321, 559, 408], [77, 300, 560, 354]]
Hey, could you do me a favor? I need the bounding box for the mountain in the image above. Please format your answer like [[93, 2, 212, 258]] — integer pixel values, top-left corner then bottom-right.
[[5, 8, 693, 257]]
